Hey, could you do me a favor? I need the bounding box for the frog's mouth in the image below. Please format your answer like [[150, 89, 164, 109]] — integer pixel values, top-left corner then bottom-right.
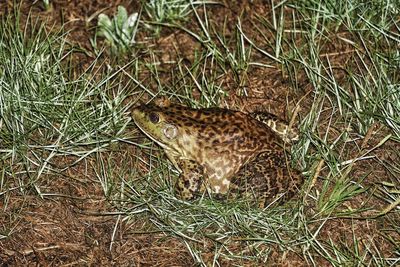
[[134, 120, 169, 149]]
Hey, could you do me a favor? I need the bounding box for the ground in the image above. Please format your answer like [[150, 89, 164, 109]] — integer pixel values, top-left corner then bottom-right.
[[0, 0, 399, 266]]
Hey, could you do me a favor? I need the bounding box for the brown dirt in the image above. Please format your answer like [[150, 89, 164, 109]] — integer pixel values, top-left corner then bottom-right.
[[1, 0, 399, 266]]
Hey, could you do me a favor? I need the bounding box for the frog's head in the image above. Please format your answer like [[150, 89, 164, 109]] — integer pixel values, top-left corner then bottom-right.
[[132, 104, 183, 151]]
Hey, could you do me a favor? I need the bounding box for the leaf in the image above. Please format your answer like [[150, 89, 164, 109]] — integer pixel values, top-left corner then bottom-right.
[[97, 14, 112, 29], [116, 6, 128, 29], [126, 12, 139, 29], [121, 12, 139, 45]]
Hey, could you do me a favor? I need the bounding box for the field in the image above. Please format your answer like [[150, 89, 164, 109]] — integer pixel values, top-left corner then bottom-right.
[[0, 0, 399, 266]]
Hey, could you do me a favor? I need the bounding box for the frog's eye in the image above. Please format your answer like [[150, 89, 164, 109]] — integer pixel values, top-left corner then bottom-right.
[[148, 112, 159, 123]]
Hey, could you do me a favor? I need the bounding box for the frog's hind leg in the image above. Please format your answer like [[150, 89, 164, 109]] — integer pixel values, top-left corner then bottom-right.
[[230, 151, 304, 207], [175, 159, 205, 200], [251, 112, 299, 143]]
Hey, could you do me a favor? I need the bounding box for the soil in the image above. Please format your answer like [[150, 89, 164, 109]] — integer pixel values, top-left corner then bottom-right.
[[0, 0, 399, 266]]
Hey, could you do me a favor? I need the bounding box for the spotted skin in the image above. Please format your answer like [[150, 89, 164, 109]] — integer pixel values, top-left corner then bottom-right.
[[251, 112, 299, 143], [132, 101, 303, 205], [229, 150, 304, 207], [175, 159, 205, 200]]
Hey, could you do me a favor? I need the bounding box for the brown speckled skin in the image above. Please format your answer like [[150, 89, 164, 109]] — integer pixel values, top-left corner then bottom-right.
[[230, 150, 304, 207], [132, 102, 303, 205]]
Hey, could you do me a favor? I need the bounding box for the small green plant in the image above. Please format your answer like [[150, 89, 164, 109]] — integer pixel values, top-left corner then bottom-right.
[[145, 0, 192, 23], [42, 0, 51, 11], [145, 0, 212, 35], [96, 6, 140, 54]]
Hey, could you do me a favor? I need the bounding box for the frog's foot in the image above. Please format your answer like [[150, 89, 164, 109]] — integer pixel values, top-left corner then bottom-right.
[[230, 151, 304, 207], [175, 159, 205, 200], [251, 112, 299, 143]]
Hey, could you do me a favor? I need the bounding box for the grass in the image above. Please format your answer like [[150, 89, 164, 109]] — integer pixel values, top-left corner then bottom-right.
[[0, 13, 131, 199], [1, 0, 400, 265]]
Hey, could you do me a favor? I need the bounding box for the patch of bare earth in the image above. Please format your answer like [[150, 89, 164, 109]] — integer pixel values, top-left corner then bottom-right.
[[0, 156, 193, 266]]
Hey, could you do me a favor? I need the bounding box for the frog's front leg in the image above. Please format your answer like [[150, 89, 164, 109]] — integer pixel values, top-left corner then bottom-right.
[[174, 159, 205, 200]]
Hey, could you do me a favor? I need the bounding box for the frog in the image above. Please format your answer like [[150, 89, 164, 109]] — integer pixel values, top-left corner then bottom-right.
[[132, 100, 303, 207]]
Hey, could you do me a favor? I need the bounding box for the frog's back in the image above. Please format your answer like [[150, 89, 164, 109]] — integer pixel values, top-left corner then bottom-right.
[[165, 104, 282, 151]]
